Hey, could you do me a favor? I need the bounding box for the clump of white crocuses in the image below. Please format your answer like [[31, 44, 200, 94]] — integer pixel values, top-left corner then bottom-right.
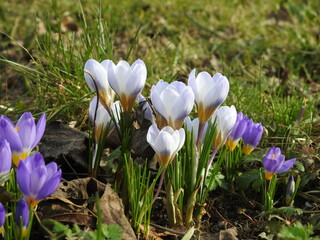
[[84, 59, 266, 231]]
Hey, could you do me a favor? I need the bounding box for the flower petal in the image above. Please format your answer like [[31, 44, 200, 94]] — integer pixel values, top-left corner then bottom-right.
[[37, 170, 62, 200], [277, 158, 296, 174], [0, 117, 22, 152], [16, 113, 36, 151], [32, 113, 46, 149]]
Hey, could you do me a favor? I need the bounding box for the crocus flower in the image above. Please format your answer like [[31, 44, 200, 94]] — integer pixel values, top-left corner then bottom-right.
[[262, 147, 296, 181], [107, 59, 147, 111], [225, 112, 248, 151], [151, 80, 194, 130], [147, 125, 185, 167], [0, 140, 11, 174], [210, 105, 237, 149], [0, 203, 5, 234], [89, 96, 113, 143], [0, 113, 46, 167], [184, 117, 208, 145], [84, 59, 115, 110], [285, 175, 295, 206], [17, 152, 62, 207], [138, 94, 155, 124], [15, 198, 29, 237], [242, 120, 263, 155], [188, 69, 229, 125]]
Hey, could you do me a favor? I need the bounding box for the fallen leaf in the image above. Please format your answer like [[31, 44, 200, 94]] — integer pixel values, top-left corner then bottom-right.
[[39, 121, 88, 173], [98, 184, 137, 240], [219, 227, 238, 240]]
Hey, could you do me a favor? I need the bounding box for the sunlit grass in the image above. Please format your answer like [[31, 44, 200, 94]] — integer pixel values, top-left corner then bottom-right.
[[0, 0, 318, 147]]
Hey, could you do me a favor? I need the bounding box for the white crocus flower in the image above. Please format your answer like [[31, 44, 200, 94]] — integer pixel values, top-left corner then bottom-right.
[[147, 125, 185, 167], [106, 59, 147, 112], [89, 96, 112, 143], [188, 69, 229, 125], [84, 59, 115, 110], [210, 105, 237, 149], [184, 117, 208, 145], [151, 80, 194, 130]]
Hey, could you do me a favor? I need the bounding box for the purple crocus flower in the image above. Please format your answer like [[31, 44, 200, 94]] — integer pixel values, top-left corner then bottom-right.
[[0, 140, 12, 174], [0, 203, 5, 234], [17, 152, 62, 207], [0, 112, 46, 167], [15, 198, 29, 237], [226, 112, 248, 151], [262, 147, 296, 181], [242, 119, 263, 155]]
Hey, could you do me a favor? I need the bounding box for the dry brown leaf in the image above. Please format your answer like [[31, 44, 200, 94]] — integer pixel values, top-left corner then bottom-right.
[[53, 177, 105, 200], [218, 227, 238, 240], [98, 184, 137, 240]]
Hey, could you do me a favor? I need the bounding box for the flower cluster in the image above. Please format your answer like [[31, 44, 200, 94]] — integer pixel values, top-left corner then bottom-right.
[[225, 112, 264, 154], [0, 112, 62, 238], [84, 58, 146, 113]]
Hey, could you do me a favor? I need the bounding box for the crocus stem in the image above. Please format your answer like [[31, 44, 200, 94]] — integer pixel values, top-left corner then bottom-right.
[[207, 148, 219, 170], [152, 167, 167, 204], [196, 121, 206, 147], [92, 143, 98, 169]]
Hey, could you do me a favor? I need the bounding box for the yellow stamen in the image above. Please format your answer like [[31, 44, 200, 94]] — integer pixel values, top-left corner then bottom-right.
[[14, 126, 19, 131], [271, 154, 275, 158], [94, 124, 105, 143], [156, 154, 174, 167], [120, 93, 136, 112], [12, 152, 29, 167], [264, 171, 273, 181], [243, 144, 254, 155], [155, 114, 167, 130], [214, 132, 223, 149], [0, 227, 3, 234], [26, 197, 39, 208], [198, 103, 216, 124], [226, 139, 238, 151]]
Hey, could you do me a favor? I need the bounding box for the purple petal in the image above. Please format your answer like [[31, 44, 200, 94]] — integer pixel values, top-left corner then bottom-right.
[[15, 198, 29, 227], [32, 113, 46, 149], [17, 160, 31, 197], [45, 162, 58, 179], [278, 158, 296, 174], [0, 117, 22, 152], [37, 170, 62, 200], [0, 203, 5, 226], [0, 140, 12, 174], [29, 166, 47, 197], [16, 114, 36, 151]]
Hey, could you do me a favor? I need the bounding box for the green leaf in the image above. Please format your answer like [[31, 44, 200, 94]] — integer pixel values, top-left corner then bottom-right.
[[277, 221, 319, 240], [102, 224, 122, 240], [240, 150, 266, 164], [235, 169, 262, 191], [294, 161, 305, 172], [206, 172, 225, 191], [0, 172, 11, 185]]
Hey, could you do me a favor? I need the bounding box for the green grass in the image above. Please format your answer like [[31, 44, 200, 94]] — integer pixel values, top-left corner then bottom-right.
[[0, 0, 319, 144]]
